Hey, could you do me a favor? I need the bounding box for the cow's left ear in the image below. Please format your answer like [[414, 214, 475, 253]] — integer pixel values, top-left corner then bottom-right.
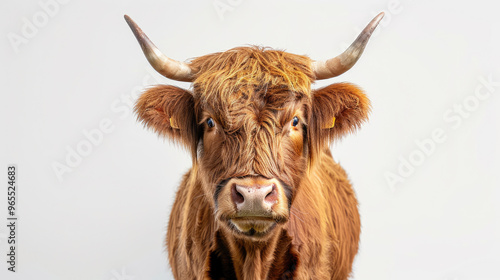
[[309, 83, 371, 154], [135, 85, 198, 153]]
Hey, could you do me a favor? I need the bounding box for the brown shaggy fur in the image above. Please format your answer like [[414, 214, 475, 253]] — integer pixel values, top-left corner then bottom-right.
[[134, 46, 371, 279]]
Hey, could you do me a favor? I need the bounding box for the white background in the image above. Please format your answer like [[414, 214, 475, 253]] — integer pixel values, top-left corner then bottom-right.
[[1, 0, 499, 279]]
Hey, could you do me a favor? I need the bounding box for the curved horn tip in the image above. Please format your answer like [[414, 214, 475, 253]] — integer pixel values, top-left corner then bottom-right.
[[123, 14, 195, 82], [364, 12, 385, 38], [123, 15, 141, 34], [312, 12, 385, 80], [124, 14, 134, 27], [375, 12, 385, 21], [369, 12, 385, 29]]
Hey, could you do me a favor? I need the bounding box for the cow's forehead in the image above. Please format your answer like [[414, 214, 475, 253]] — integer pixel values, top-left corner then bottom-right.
[[190, 46, 314, 108]]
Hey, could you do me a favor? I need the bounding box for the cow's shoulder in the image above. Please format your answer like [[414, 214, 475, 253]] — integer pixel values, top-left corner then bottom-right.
[[168, 170, 217, 279]]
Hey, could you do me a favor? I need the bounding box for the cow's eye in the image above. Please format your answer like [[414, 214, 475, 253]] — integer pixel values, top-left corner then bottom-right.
[[292, 116, 299, 127], [206, 118, 215, 128]]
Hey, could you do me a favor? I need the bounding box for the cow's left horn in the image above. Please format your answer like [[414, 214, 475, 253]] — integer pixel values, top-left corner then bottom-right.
[[312, 12, 384, 80], [124, 15, 194, 82]]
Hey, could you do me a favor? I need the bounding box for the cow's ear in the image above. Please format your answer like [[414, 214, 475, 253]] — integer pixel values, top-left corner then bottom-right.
[[135, 85, 198, 151], [309, 83, 371, 158]]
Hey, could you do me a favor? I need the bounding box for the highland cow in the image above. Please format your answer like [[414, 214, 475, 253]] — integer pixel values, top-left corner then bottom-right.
[[125, 12, 383, 279]]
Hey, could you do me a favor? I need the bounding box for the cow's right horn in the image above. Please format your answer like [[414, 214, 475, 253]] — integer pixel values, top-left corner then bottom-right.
[[124, 15, 194, 82], [312, 12, 384, 80]]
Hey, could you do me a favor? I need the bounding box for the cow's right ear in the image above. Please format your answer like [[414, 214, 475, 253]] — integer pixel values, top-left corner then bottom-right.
[[135, 85, 198, 151]]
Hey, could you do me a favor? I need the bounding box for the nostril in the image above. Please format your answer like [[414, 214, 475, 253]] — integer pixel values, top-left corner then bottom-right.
[[264, 184, 278, 205], [232, 185, 245, 205]]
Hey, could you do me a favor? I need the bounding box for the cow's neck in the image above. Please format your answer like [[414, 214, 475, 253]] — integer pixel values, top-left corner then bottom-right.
[[229, 232, 280, 280], [207, 228, 298, 280]]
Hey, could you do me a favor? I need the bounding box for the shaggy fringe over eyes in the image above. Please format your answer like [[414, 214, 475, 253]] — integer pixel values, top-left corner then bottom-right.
[[134, 85, 199, 156], [134, 48, 371, 170], [190, 46, 314, 127]]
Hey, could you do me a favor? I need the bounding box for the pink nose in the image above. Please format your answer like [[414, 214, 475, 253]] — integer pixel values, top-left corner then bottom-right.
[[231, 184, 278, 214]]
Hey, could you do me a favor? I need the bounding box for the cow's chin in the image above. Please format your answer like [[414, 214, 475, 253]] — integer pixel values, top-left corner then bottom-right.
[[224, 216, 287, 240], [230, 218, 276, 238]]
